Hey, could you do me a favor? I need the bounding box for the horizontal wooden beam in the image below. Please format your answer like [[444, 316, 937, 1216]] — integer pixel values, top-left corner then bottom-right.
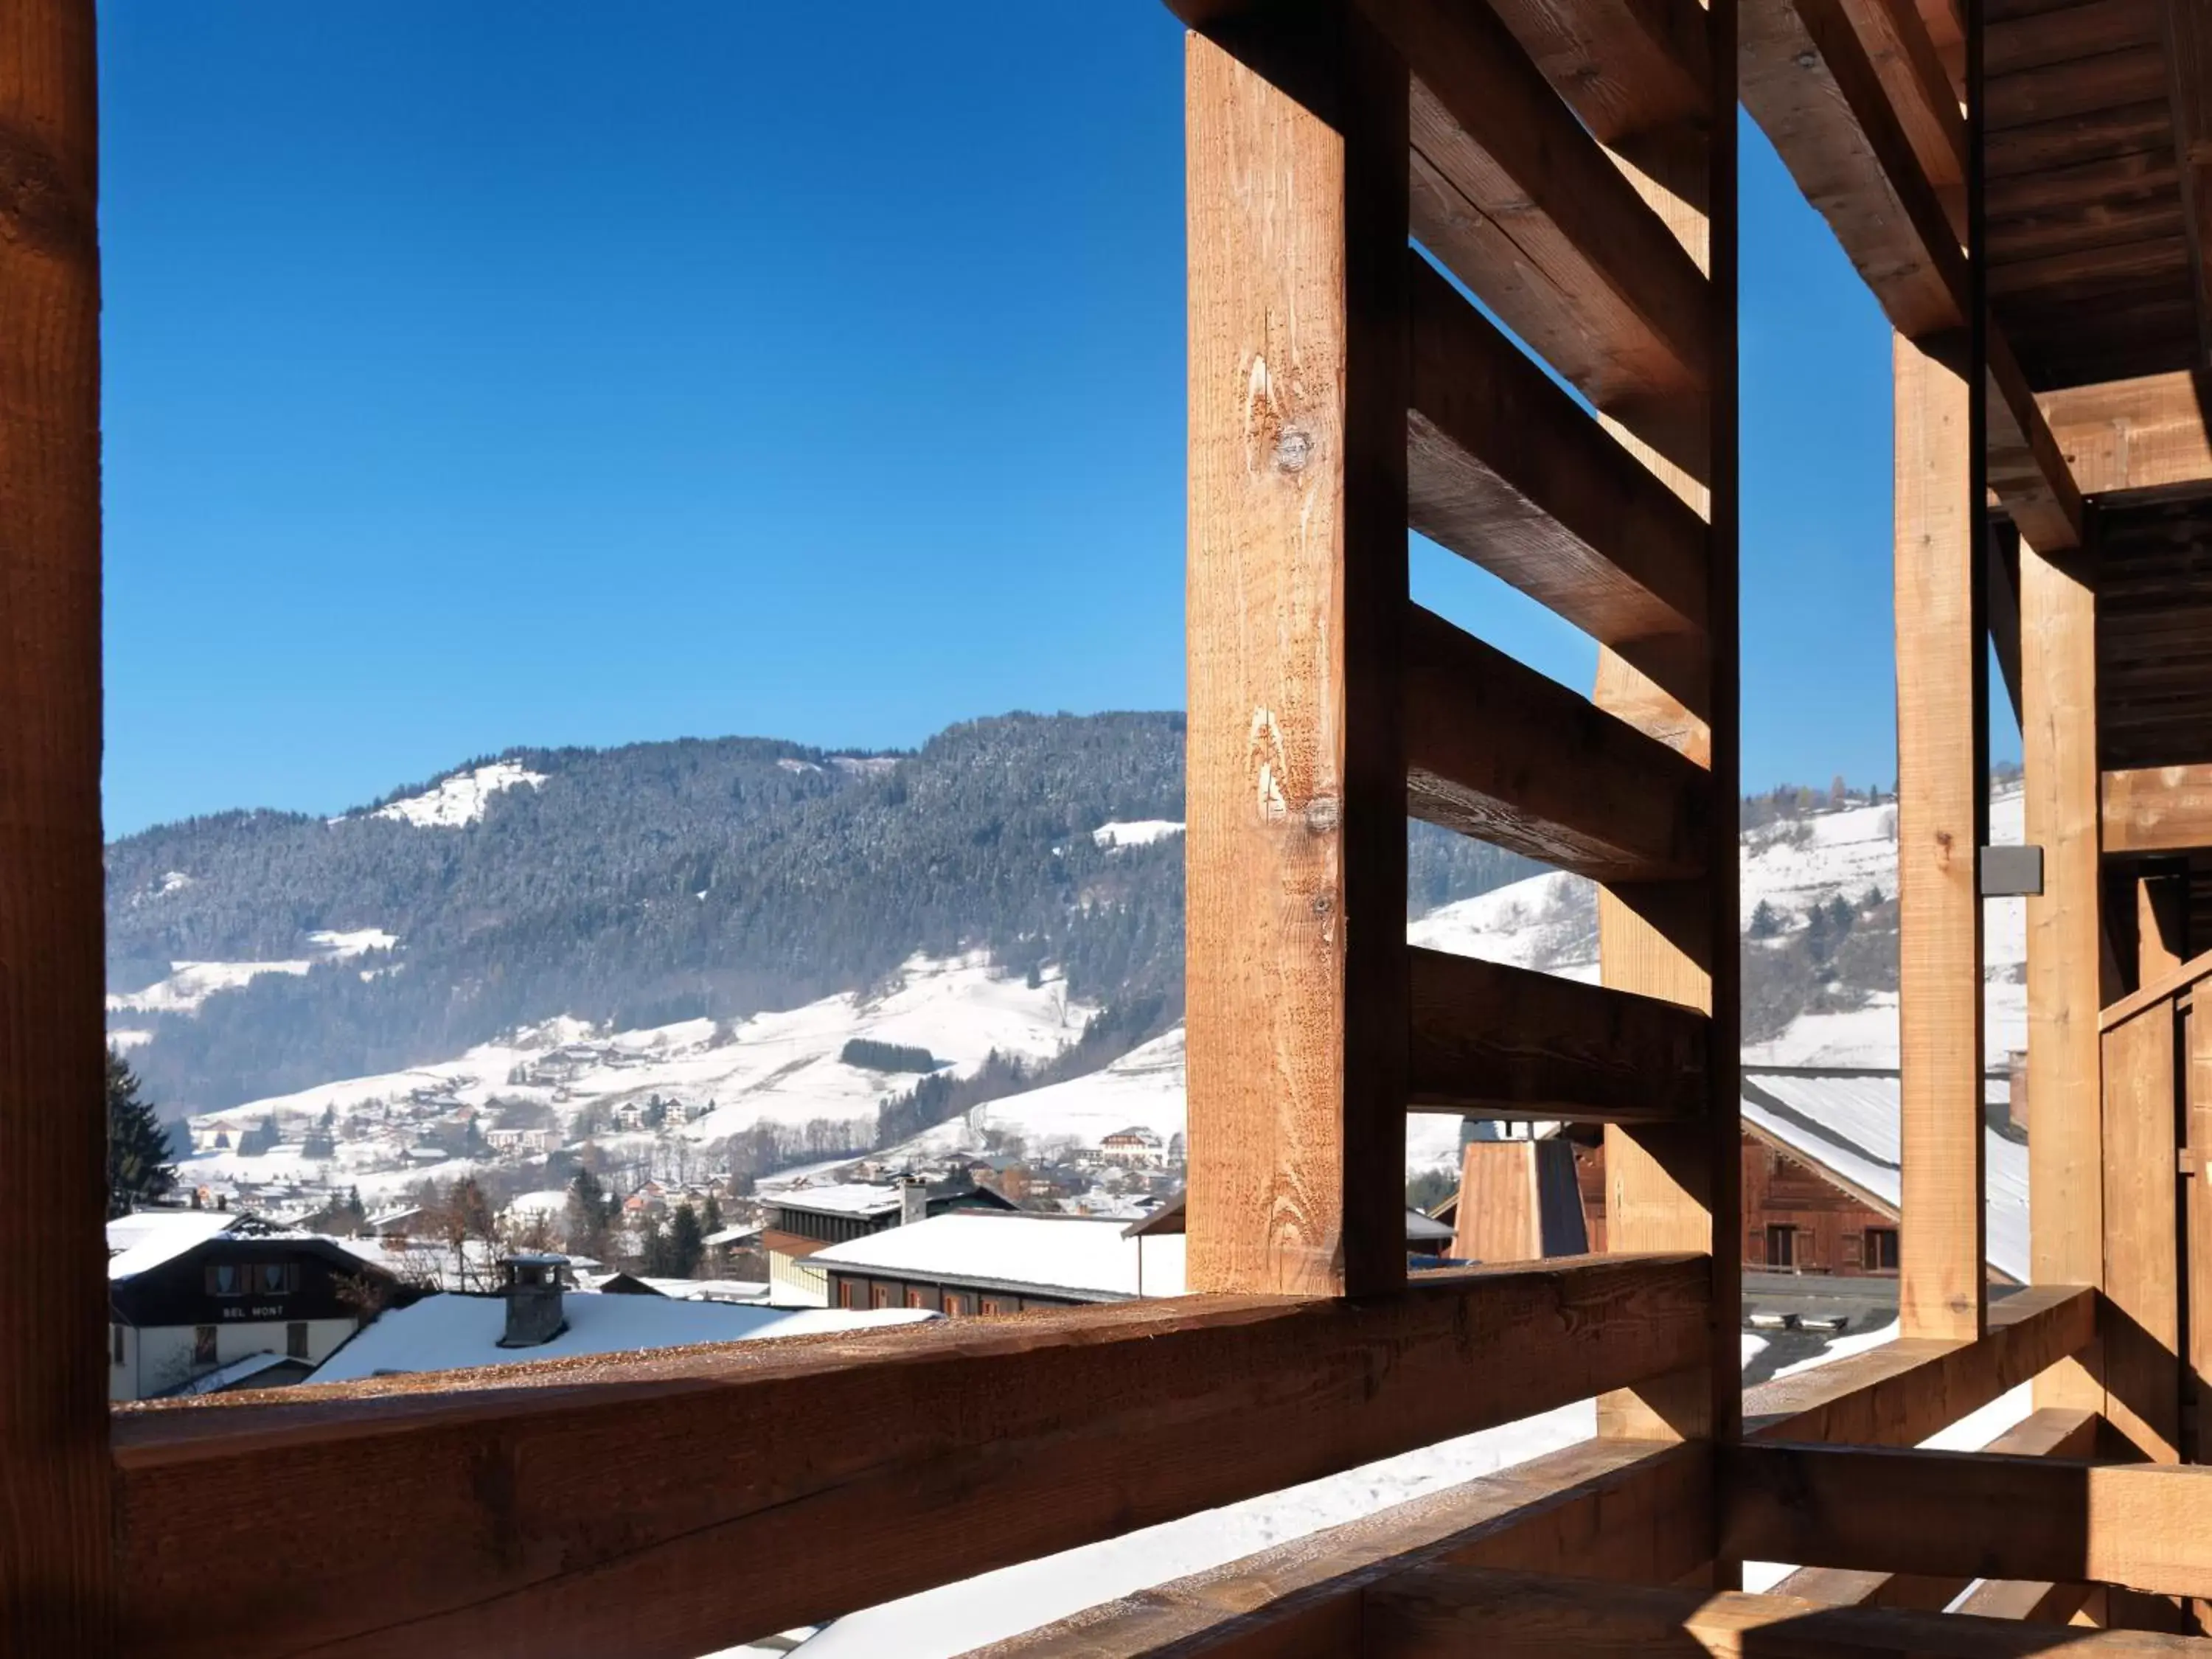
[[113, 1255, 1708, 1659], [1742, 1282, 2097, 1444], [1726, 1441, 2212, 1601], [1484, 0, 1711, 149], [1739, 0, 2084, 550], [1363, 1564, 2212, 1655], [1770, 1407, 2099, 1613], [975, 1437, 1709, 1658], [1382, 0, 1714, 478], [1408, 945, 1711, 1122], [2042, 372, 2212, 498], [1404, 605, 1709, 880], [1406, 255, 1711, 661], [2104, 764, 2212, 855], [2099, 943, 2212, 1032]]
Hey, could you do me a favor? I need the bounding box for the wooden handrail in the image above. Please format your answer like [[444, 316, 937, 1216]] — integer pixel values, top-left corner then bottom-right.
[[2100, 942, 2212, 1031], [115, 1255, 1706, 1659]]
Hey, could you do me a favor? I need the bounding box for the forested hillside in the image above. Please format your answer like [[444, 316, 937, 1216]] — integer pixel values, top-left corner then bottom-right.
[[109, 713, 1534, 1111]]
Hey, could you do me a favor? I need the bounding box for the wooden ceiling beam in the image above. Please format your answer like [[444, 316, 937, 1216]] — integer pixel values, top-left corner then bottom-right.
[[1408, 945, 1711, 1121], [1725, 1440, 2212, 1600], [1741, 0, 2085, 549], [1366, 1565, 2211, 1655], [1404, 605, 1710, 880], [2042, 369, 2212, 495], [1481, 0, 1711, 147], [1840, 0, 1968, 240], [2104, 762, 2212, 854]]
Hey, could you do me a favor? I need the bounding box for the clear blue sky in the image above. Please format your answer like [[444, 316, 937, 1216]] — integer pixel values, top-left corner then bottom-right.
[[100, 2, 1978, 836]]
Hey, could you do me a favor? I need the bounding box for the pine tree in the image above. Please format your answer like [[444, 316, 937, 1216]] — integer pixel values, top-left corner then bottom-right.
[[1748, 900, 1782, 939], [107, 1049, 178, 1220], [669, 1201, 706, 1278], [703, 1192, 725, 1236]]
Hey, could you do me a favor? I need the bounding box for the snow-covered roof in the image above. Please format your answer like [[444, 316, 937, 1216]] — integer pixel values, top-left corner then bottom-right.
[[308, 1290, 933, 1384], [806, 1211, 1186, 1301], [105, 1210, 277, 1281], [768, 1183, 905, 1219], [704, 1223, 762, 1247], [169, 1350, 298, 1397], [1740, 1067, 2028, 1282]]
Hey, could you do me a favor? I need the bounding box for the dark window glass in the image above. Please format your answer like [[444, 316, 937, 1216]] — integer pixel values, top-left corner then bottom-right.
[[1764, 1225, 1796, 1268], [286, 1322, 309, 1360], [1865, 1227, 1900, 1270], [193, 1326, 218, 1366]]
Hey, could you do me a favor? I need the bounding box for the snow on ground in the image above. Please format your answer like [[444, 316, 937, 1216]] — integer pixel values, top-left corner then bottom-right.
[[108, 1029, 154, 1051], [183, 955, 1095, 1192], [366, 760, 546, 828], [1092, 819, 1185, 849], [888, 1028, 1186, 1162], [1410, 870, 1599, 981], [108, 927, 398, 1018]]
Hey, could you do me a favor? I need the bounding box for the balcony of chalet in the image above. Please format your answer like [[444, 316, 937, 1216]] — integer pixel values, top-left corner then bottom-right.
[[12, 0, 2212, 1653]]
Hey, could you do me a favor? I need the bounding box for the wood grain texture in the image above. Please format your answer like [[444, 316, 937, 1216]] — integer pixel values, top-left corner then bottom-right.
[[2163, 0, 2212, 372], [112, 1257, 1710, 1659], [2139, 868, 2190, 981], [1405, 256, 1709, 663], [1741, 1283, 2097, 1443], [1182, 10, 1408, 1296], [1840, 0, 1969, 237], [2104, 945, 2212, 1032], [1407, 945, 1710, 1123], [2103, 1004, 2183, 1461], [1368, 0, 1711, 412], [1770, 1408, 2100, 1613], [970, 1438, 1709, 1659], [0, 0, 111, 1652], [2185, 1002, 2212, 1467], [2022, 537, 2109, 1416], [1484, 0, 1712, 147], [1724, 1441, 2212, 1599], [1402, 605, 1710, 881], [2107, 765, 2212, 853], [1447, 1140, 1591, 1260], [1365, 1565, 2212, 1655], [1894, 333, 1989, 1340], [2042, 372, 2212, 495]]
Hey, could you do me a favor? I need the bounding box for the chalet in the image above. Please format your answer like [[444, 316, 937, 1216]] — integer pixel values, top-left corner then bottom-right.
[[21, 2, 2212, 1653], [1099, 1126, 1165, 1166], [758, 1179, 1015, 1305], [105, 1211, 397, 1402], [810, 1211, 1188, 1314]]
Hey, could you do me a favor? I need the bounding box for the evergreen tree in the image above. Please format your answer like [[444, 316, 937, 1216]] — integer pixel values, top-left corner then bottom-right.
[[703, 1192, 725, 1236], [107, 1049, 178, 1220], [1748, 900, 1782, 939], [668, 1201, 706, 1279], [564, 1169, 616, 1259]]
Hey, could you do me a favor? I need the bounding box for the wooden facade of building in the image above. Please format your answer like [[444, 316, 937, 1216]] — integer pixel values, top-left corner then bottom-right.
[[13, 0, 2212, 1652]]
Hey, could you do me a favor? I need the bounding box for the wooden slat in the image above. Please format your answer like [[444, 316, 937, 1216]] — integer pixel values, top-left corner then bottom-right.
[[1840, 0, 1969, 237], [1770, 1408, 2099, 1613], [1183, 7, 1409, 1297], [2185, 1001, 2212, 1467], [1402, 605, 1708, 880], [1742, 1283, 2096, 1443], [2107, 764, 2212, 854], [0, 1, 112, 1653], [1405, 256, 1709, 666], [1739, 0, 2085, 549], [1725, 1441, 2212, 1599], [1895, 333, 1989, 1341], [113, 1256, 1710, 1659], [973, 1438, 1709, 1658], [1379, 0, 1715, 480], [1484, 0, 1711, 150], [2103, 945, 2212, 1032], [1364, 1565, 2212, 1655], [2043, 372, 2212, 497], [2022, 538, 2109, 1418], [1953, 1574, 2097, 1623], [2103, 1001, 2184, 1461], [2165, 0, 2212, 373], [1407, 946, 1709, 1122]]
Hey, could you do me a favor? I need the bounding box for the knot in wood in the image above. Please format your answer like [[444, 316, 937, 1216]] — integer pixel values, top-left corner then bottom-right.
[[1304, 796, 1340, 833], [1274, 427, 1313, 474]]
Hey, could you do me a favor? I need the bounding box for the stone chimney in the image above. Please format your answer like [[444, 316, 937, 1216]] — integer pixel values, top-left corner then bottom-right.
[[498, 1253, 569, 1348], [899, 1178, 928, 1228]]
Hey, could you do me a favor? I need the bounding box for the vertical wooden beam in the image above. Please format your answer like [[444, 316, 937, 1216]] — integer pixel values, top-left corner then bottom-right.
[[2185, 1000, 2212, 1467], [1893, 334, 1988, 1341], [0, 0, 112, 1649], [1183, 5, 1410, 1297], [2021, 536, 2105, 1414], [2104, 1004, 2183, 1464], [1594, 0, 1739, 1458]]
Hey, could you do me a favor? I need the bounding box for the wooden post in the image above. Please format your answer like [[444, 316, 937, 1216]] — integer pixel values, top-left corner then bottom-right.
[[2104, 1004, 2183, 1464], [1183, 5, 1410, 1296], [0, 0, 114, 1649], [1893, 334, 1988, 1342], [1449, 1138, 1590, 1263], [2138, 867, 2188, 984], [2187, 1001, 2212, 1468], [2020, 535, 2105, 1413], [1593, 0, 1740, 1457]]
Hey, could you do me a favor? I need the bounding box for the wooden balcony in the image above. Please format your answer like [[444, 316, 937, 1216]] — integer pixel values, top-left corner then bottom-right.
[[9, 0, 2212, 1652]]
